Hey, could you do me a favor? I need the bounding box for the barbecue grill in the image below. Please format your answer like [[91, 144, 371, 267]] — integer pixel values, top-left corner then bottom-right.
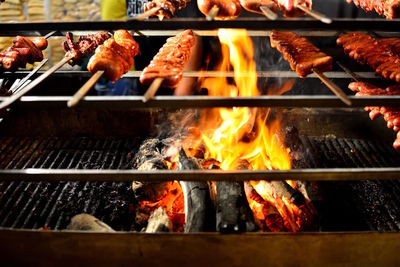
[[1, 17, 400, 266]]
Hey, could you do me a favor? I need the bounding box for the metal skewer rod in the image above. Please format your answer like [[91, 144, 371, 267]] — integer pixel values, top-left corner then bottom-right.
[[44, 31, 57, 39], [207, 5, 220, 21], [295, 5, 332, 24], [128, 6, 161, 21], [67, 70, 104, 108], [0, 56, 72, 111], [336, 61, 361, 82], [143, 77, 164, 102], [2, 31, 55, 95], [9, 58, 48, 93], [260, 6, 278, 20], [313, 68, 351, 106]]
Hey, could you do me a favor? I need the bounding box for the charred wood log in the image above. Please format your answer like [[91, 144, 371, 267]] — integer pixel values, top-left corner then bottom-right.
[[67, 214, 115, 232], [132, 138, 172, 201], [178, 148, 214, 232], [270, 181, 305, 207], [215, 160, 257, 233], [244, 182, 285, 232], [145, 207, 171, 233]]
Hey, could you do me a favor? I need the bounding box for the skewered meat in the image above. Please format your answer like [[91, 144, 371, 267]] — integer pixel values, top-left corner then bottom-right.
[[337, 32, 400, 83], [349, 82, 400, 149], [87, 30, 140, 82], [275, 0, 312, 17], [346, 0, 400, 19], [198, 0, 242, 20], [63, 31, 111, 66], [240, 0, 279, 15], [270, 30, 332, 77], [140, 29, 195, 88], [0, 36, 47, 72], [144, 0, 190, 20]]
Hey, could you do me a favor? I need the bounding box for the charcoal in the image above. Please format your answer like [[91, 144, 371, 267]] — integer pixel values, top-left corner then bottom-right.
[[178, 148, 214, 232]]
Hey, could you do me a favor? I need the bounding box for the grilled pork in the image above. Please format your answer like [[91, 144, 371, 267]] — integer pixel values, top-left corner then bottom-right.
[[87, 30, 140, 82], [337, 32, 400, 83], [63, 31, 111, 66], [144, 0, 190, 20], [140, 29, 195, 88], [346, 0, 400, 19], [270, 30, 332, 77], [197, 0, 242, 19], [349, 82, 400, 149]]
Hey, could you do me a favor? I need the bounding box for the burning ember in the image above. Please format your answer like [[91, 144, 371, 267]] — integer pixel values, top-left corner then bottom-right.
[[182, 29, 312, 232], [134, 29, 314, 233]]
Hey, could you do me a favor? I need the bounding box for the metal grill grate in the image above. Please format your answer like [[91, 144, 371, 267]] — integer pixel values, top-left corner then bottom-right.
[[0, 136, 400, 231], [301, 136, 400, 231], [0, 137, 140, 231]]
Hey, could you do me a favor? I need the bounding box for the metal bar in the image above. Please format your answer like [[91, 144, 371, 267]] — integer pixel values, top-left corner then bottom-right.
[[0, 168, 399, 182], [3, 95, 400, 109], [9, 59, 48, 94], [0, 18, 399, 32], [0, 57, 71, 111], [1, 70, 381, 79]]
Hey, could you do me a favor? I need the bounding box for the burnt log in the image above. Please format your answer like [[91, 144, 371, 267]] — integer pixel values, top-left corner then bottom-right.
[[132, 138, 172, 201], [270, 181, 305, 206], [244, 182, 285, 232], [215, 160, 257, 233], [145, 207, 171, 233], [178, 148, 214, 232], [67, 214, 115, 232]]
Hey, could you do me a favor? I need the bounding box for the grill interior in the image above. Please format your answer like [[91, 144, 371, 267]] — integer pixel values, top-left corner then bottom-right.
[[1, 135, 399, 232]]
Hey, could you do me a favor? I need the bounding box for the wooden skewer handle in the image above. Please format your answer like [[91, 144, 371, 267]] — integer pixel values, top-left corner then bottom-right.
[[0, 56, 71, 111], [207, 5, 220, 21], [128, 6, 161, 21], [143, 77, 164, 103], [296, 5, 332, 24], [313, 69, 352, 106], [260, 6, 278, 20], [68, 70, 104, 108]]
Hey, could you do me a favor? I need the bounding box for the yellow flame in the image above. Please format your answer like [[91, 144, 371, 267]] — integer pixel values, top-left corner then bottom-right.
[[196, 29, 291, 172], [184, 29, 305, 231]]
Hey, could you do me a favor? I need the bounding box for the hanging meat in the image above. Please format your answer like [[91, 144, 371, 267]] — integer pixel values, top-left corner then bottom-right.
[[197, 0, 242, 19], [345, 0, 400, 19], [144, 0, 190, 20], [0, 36, 48, 72], [87, 30, 140, 82], [337, 32, 400, 83], [240, 0, 312, 17], [140, 29, 196, 88], [349, 82, 400, 149], [270, 30, 332, 77], [63, 31, 112, 66]]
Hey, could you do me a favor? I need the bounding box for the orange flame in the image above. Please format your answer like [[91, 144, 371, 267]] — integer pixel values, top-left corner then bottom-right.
[[186, 29, 304, 232]]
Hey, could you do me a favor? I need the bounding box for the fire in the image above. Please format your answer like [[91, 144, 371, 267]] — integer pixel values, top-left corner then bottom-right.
[[138, 181, 185, 232], [186, 29, 305, 232]]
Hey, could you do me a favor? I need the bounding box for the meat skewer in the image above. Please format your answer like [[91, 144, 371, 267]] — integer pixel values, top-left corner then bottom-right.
[[68, 30, 140, 107], [337, 32, 400, 83], [144, 0, 190, 20], [349, 81, 400, 149], [345, 0, 400, 19], [0, 32, 110, 111], [141, 29, 196, 102], [240, 0, 278, 19], [0, 36, 48, 72], [198, 0, 242, 20], [270, 30, 351, 106]]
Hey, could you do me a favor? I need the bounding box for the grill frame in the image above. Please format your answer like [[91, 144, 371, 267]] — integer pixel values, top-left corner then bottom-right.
[[1, 19, 400, 266]]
